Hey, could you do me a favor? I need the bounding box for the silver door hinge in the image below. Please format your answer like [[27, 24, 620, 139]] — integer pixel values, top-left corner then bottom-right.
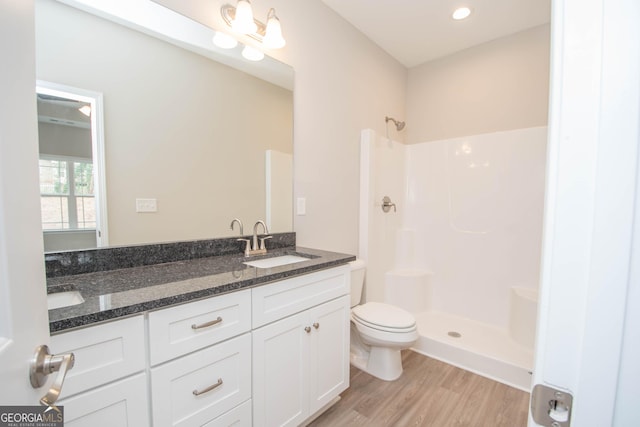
[[531, 384, 573, 426]]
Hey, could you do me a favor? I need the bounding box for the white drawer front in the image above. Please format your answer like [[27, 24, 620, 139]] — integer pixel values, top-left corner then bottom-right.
[[203, 399, 252, 427], [51, 315, 146, 399], [151, 333, 252, 427], [252, 265, 350, 328], [59, 373, 150, 427], [148, 289, 251, 365]]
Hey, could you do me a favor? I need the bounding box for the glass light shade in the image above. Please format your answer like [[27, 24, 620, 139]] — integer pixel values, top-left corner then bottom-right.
[[263, 10, 285, 49], [213, 32, 238, 49], [232, 0, 257, 34], [242, 45, 264, 61], [452, 7, 472, 20]]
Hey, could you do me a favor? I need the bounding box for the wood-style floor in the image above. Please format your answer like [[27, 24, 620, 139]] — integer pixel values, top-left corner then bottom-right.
[[309, 350, 530, 427]]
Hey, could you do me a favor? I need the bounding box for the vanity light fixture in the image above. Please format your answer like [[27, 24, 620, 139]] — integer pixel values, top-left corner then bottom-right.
[[452, 7, 472, 20], [262, 8, 285, 49], [212, 31, 238, 49], [221, 1, 286, 49], [78, 105, 91, 117], [242, 45, 264, 61], [230, 0, 257, 33]]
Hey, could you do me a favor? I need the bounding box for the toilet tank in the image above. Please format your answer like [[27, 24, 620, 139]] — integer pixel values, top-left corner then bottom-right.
[[349, 260, 366, 307]]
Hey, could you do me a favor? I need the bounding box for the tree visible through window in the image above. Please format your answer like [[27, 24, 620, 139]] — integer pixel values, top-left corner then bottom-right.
[[39, 157, 96, 230]]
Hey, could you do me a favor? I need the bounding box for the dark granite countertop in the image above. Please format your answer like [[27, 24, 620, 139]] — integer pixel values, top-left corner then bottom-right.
[[47, 246, 355, 334]]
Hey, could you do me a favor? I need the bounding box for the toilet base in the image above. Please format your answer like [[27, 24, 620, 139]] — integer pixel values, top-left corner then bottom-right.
[[350, 346, 404, 381]]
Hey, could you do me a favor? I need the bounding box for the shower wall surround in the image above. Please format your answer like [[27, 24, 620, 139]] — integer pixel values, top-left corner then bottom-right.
[[360, 126, 547, 330]]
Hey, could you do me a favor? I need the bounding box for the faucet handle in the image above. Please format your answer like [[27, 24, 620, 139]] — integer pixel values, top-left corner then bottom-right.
[[258, 235, 272, 250], [237, 238, 251, 256]]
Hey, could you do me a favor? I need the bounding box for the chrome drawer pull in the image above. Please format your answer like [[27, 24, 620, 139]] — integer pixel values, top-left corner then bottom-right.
[[191, 316, 223, 330], [304, 326, 311, 333], [313, 322, 320, 329], [193, 378, 223, 396]]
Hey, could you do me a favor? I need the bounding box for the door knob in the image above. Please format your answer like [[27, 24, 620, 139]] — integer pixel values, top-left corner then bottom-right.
[[30, 345, 75, 407]]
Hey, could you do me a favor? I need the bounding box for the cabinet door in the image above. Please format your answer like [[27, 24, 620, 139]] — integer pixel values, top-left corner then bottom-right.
[[59, 373, 149, 427], [252, 311, 309, 427], [308, 296, 350, 414]]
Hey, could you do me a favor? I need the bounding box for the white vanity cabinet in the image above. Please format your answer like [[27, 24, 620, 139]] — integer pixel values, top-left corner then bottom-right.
[[148, 289, 252, 427], [49, 263, 351, 427], [51, 315, 149, 426], [251, 266, 351, 427]]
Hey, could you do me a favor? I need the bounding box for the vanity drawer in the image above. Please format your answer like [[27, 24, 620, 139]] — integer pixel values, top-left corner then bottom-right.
[[58, 373, 149, 427], [150, 333, 252, 427], [252, 265, 350, 328], [203, 399, 252, 427], [50, 315, 146, 399], [148, 289, 251, 365]]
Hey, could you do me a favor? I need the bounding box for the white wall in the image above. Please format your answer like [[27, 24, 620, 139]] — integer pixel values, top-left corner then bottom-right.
[[273, 1, 407, 254], [407, 25, 550, 144]]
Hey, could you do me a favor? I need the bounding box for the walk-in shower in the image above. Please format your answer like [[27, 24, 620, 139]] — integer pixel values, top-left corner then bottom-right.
[[359, 126, 547, 390]]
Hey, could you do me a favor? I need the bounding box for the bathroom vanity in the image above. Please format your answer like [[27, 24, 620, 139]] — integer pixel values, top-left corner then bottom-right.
[[45, 234, 354, 426]]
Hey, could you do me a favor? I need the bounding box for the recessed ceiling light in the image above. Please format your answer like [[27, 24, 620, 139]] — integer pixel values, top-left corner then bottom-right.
[[452, 7, 472, 20]]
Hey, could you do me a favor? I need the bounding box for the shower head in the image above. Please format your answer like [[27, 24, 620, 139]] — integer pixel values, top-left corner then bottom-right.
[[385, 116, 406, 131]]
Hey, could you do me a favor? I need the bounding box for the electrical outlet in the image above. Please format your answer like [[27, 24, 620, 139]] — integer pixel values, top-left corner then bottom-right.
[[136, 198, 157, 213]]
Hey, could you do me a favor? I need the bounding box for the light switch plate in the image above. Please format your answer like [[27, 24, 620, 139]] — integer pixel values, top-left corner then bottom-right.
[[136, 198, 157, 213], [297, 197, 306, 215]]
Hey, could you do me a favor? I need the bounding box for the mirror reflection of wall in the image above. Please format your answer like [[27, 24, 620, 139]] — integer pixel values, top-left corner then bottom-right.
[[35, 0, 293, 251]]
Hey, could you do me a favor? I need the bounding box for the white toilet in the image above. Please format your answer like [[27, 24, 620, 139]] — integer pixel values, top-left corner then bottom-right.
[[349, 260, 419, 381]]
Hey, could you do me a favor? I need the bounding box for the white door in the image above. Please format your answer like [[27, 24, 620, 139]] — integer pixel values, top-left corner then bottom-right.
[[0, 0, 52, 404], [531, 0, 640, 425]]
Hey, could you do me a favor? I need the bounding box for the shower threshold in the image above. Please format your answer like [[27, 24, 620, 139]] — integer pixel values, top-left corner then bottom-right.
[[411, 310, 534, 391]]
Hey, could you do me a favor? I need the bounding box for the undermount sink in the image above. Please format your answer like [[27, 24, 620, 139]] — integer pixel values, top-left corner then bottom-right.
[[243, 255, 310, 269], [47, 290, 85, 310]]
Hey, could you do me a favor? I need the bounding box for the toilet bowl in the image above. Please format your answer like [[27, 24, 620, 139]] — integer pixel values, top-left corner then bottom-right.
[[349, 260, 418, 381]]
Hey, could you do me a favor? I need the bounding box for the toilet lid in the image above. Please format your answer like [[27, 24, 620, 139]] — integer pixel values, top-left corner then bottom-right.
[[352, 302, 416, 330]]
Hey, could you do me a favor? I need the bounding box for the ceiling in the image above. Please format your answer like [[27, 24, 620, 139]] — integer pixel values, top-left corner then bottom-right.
[[320, 0, 551, 68]]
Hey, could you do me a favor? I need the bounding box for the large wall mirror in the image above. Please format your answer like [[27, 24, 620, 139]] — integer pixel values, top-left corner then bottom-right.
[[35, 0, 294, 252]]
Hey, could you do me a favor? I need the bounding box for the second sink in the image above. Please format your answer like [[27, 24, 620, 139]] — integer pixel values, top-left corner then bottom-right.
[[48, 290, 85, 310]]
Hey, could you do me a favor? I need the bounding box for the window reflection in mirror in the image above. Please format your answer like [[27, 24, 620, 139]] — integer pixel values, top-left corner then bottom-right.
[[37, 83, 107, 251]]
